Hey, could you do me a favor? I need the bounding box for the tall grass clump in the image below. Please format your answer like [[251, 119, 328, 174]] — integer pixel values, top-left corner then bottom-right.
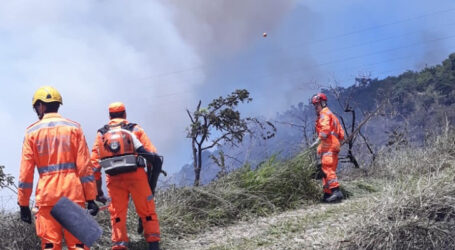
[[233, 152, 320, 208], [346, 128, 455, 249], [157, 149, 320, 239]]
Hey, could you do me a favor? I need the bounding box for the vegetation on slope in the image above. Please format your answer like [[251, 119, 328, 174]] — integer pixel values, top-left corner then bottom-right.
[[345, 127, 455, 249], [162, 127, 455, 250], [157, 150, 320, 241]]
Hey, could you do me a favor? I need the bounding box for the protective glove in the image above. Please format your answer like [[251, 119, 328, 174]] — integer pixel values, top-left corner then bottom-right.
[[20, 206, 32, 224], [310, 138, 320, 148], [87, 200, 99, 216], [95, 179, 107, 204]]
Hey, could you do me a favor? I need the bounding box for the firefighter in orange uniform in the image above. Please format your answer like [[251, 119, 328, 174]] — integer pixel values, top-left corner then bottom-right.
[[310, 93, 345, 203], [90, 102, 160, 250], [18, 86, 98, 249]]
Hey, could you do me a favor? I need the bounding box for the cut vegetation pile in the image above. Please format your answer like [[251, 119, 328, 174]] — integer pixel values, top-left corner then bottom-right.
[[157, 151, 320, 240]]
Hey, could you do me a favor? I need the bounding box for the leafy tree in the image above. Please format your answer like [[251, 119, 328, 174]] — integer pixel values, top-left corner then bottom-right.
[[186, 89, 275, 186]]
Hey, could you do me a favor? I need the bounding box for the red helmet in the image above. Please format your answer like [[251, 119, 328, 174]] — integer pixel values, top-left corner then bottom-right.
[[311, 93, 327, 105]]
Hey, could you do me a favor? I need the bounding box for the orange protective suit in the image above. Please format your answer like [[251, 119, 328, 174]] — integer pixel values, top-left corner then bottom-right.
[[315, 107, 345, 194], [91, 118, 160, 249], [18, 113, 97, 249]]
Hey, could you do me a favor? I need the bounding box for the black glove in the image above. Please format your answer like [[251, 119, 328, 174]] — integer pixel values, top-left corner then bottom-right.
[[20, 206, 32, 224], [87, 200, 99, 216], [95, 180, 107, 204]]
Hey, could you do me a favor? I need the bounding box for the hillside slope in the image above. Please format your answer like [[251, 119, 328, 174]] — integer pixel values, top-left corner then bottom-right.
[[1, 127, 453, 250], [163, 53, 455, 188], [166, 183, 376, 249], [161, 128, 455, 250]]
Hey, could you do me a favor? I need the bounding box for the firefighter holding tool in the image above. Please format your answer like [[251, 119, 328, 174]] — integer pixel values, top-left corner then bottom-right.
[[18, 86, 98, 249]]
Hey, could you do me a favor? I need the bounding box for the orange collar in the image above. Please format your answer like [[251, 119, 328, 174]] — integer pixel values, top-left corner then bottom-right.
[[109, 118, 129, 125], [42, 112, 62, 119]]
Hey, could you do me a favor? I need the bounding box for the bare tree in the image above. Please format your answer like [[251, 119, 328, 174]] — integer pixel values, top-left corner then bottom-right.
[[330, 79, 385, 168], [186, 89, 276, 186]]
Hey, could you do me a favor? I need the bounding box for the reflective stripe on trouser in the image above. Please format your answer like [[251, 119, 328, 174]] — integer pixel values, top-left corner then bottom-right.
[[320, 152, 339, 193], [112, 241, 128, 250], [106, 168, 160, 248], [35, 204, 88, 250]]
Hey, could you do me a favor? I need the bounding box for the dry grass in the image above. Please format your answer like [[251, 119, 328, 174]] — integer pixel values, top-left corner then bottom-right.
[[3, 129, 453, 249], [345, 128, 455, 249], [0, 211, 40, 249], [162, 128, 455, 250]]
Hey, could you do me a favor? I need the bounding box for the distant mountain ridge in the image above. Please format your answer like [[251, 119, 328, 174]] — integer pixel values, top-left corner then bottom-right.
[[161, 53, 455, 187]]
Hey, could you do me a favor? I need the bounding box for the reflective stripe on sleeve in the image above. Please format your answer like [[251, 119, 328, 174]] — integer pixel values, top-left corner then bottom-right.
[[320, 132, 328, 139], [37, 162, 76, 174], [80, 175, 95, 183], [321, 152, 333, 157], [18, 181, 33, 189], [327, 178, 338, 185]]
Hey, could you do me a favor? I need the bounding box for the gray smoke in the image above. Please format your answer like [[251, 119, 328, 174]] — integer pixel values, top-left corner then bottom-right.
[[160, 0, 296, 57], [0, 1, 203, 186]]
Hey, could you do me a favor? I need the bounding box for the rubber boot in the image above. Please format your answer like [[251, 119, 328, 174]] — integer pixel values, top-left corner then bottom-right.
[[321, 192, 331, 202], [149, 241, 160, 250], [325, 188, 343, 203]]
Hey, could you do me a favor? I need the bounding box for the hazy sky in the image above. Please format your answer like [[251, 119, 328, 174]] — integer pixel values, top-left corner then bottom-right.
[[1, 0, 455, 205]]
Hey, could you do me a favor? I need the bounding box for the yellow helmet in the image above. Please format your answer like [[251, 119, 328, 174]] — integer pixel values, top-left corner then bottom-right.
[[32, 86, 63, 106]]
